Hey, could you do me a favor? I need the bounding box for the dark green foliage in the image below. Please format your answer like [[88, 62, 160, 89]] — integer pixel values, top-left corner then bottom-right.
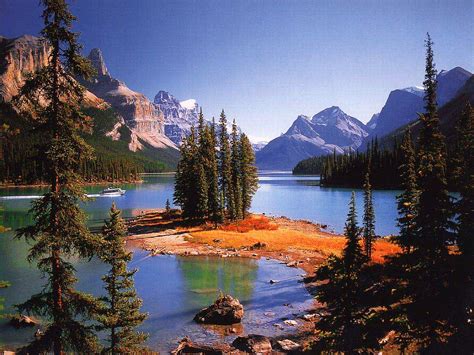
[[240, 133, 258, 218], [13, 1, 101, 353], [219, 110, 235, 218], [165, 198, 171, 215], [174, 111, 257, 222], [314, 192, 379, 353], [396, 129, 418, 252], [230, 120, 242, 220], [362, 169, 375, 259], [97, 204, 148, 354], [292, 155, 325, 175]]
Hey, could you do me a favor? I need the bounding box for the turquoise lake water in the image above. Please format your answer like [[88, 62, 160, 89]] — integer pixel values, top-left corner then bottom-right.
[[0, 172, 400, 351]]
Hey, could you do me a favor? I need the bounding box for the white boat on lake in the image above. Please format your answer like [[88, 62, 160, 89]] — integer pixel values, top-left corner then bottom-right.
[[100, 187, 126, 196]]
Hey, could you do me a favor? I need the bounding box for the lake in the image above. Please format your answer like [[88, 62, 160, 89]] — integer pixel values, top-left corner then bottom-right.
[[0, 172, 400, 351]]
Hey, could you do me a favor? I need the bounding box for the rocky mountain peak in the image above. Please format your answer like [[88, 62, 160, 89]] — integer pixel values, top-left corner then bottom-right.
[[154, 90, 179, 105], [88, 48, 108, 77]]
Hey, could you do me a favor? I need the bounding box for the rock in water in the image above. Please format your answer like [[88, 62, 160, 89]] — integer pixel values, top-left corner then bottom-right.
[[232, 334, 272, 353], [277, 339, 301, 351], [194, 294, 244, 325], [172, 337, 227, 354]]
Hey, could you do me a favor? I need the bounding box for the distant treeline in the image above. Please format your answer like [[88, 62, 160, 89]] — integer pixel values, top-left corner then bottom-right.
[[293, 137, 459, 189], [0, 105, 169, 184]]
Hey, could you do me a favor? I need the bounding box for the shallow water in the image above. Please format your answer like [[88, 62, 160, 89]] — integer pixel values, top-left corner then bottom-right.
[[0, 172, 400, 351]]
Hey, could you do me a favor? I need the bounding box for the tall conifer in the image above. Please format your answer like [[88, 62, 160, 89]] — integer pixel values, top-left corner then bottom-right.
[[14, 1, 101, 352], [363, 168, 375, 259], [208, 118, 222, 225], [230, 120, 242, 220], [396, 129, 418, 252], [97, 204, 148, 354], [218, 110, 234, 219], [239, 133, 258, 218]]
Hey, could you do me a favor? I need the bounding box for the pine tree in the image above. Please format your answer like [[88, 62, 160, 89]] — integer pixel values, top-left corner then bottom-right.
[[230, 120, 242, 220], [314, 192, 374, 352], [208, 118, 222, 226], [363, 167, 375, 259], [448, 103, 474, 352], [396, 129, 418, 252], [239, 133, 258, 219], [165, 198, 171, 216], [14, 1, 101, 353], [218, 110, 234, 219], [97, 204, 148, 354], [397, 33, 454, 352]]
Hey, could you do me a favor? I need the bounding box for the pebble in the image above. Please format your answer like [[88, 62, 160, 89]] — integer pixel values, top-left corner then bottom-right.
[[283, 319, 298, 326]]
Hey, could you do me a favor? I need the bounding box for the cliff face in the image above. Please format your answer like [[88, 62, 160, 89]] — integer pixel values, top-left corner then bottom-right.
[[82, 48, 176, 151], [0, 35, 104, 107]]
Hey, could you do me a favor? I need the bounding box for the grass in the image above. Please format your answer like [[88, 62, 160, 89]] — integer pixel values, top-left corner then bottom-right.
[[190, 216, 400, 263]]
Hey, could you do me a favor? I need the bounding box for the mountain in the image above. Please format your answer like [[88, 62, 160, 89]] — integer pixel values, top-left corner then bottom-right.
[[367, 67, 472, 141], [252, 141, 268, 152], [256, 106, 369, 170], [366, 113, 380, 129], [0, 35, 104, 107], [153, 90, 199, 145], [380, 74, 474, 148], [82, 48, 177, 153]]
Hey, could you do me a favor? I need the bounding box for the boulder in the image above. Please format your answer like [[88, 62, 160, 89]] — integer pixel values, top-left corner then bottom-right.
[[194, 294, 244, 325], [232, 334, 272, 353], [172, 337, 226, 354], [9, 314, 38, 328], [277, 339, 301, 351]]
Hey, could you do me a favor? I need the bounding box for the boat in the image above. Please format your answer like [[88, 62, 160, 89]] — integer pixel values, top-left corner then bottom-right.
[[100, 187, 126, 196]]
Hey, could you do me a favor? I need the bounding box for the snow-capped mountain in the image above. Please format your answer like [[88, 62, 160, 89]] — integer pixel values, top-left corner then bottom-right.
[[367, 66, 472, 141], [153, 91, 200, 146], [256, 106, 368, 170]]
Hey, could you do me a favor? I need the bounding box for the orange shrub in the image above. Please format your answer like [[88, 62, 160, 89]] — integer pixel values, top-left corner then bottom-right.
[[220, 216, 278, 233]]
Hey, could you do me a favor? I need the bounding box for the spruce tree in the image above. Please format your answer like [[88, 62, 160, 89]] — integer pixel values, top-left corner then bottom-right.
[[208, 118, 222, 226], [14, 1, 101, 352], [363, 168, 375, 259], [396, 129, 418, 252], [218, 110, 234, 219], [165, 198, 171, 216], [239, 133, 258, 219], [97, 204, 148, 354], [448, 103, 474, 352], [398, 33, 454, 352], [230, 119, 242, 220], [314, 192, 374, 352]]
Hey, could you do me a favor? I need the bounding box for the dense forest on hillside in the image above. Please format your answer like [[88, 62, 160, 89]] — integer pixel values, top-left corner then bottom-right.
[[293, 137, 460, 189], [0, 104, 175, 184]]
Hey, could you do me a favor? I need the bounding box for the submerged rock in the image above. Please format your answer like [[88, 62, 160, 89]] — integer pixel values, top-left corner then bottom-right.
[[194, 294, 244, 325], [232, 334, 272, 353], [172, 337, 227, 354]]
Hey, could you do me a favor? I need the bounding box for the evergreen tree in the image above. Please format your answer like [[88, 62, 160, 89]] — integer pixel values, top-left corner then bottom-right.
[[208, 118, 222, 226], [97, 204, 148, 354], [448, 103, 474, 352], [396, 129, 418, 252], [362, 168, 375, 259], [218, 110, 234, 219], [165, 198, 171, 216], [14, 1, 101, 353], [239, 133, 258, 219], [396, 33, 454, 352], [230, 119, 242, 220], [314, 192, 375, 352]]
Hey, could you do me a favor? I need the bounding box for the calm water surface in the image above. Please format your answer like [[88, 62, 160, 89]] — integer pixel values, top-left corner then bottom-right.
[[0, 172, 400, 351]]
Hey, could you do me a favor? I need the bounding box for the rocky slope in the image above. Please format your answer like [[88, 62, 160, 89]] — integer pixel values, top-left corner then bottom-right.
[[82, 48, 177, 152], [367, 67, 472, 140], [0, 35, 103, 107], [153, 90, 199, 145], [256, 106, 368, 170]]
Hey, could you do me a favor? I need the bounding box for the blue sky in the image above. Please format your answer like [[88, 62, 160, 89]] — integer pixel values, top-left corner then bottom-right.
[[1, 0, 473, 141]]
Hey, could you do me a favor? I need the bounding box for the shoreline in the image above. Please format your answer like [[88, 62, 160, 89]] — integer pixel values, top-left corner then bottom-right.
[[0, 179, 143, 189]]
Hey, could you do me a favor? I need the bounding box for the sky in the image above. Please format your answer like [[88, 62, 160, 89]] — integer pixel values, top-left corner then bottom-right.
[[1, 0, 473, 142]]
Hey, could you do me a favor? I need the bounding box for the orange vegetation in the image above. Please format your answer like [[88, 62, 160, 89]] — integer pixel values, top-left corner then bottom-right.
[[190, 216, 400, 263]]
